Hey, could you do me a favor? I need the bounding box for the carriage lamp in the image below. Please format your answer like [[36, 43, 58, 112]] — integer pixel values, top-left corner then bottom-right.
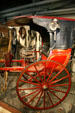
[[48, 18, 60, 50], [49, 18, 60, 32]]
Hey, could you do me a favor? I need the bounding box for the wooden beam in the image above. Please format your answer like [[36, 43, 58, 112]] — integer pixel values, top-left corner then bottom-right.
[[0, 101, 21, 113]]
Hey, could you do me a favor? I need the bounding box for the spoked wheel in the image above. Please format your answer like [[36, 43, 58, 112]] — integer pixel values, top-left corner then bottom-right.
[[16, 60, 71, 110]]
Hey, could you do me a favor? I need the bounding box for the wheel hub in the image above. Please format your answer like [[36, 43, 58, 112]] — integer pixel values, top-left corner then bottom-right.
[[42, 82, 48, 90]]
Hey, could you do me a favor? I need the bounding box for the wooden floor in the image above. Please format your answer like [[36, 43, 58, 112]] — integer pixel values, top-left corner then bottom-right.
[[0, 101, 21, 113]]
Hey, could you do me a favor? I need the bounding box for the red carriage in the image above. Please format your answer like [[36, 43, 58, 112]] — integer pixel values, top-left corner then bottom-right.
[[0, 16, 74, 110]]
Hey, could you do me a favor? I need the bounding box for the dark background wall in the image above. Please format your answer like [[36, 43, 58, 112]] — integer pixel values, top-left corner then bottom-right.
[[0, 0, 75, 23]]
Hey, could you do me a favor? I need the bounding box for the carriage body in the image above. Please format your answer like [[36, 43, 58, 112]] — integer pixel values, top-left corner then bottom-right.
[[0, 16, 74, 110]]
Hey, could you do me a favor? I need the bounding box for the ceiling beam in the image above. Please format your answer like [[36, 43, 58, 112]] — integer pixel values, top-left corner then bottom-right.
[[0, 0, 75, 23]]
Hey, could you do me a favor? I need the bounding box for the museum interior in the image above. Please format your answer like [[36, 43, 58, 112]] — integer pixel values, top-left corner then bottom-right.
[[0, 0, 75, 113]]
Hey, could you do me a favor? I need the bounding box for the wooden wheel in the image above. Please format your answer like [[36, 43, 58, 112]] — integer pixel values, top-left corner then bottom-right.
[[16, 60, 71, 110]]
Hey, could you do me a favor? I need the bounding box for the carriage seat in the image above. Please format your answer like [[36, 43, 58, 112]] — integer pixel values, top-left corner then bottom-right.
[[47, 48, 72, 70]]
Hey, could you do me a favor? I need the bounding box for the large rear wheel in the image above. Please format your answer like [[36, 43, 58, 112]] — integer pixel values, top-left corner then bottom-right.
[[16, 60, 71, 110]]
